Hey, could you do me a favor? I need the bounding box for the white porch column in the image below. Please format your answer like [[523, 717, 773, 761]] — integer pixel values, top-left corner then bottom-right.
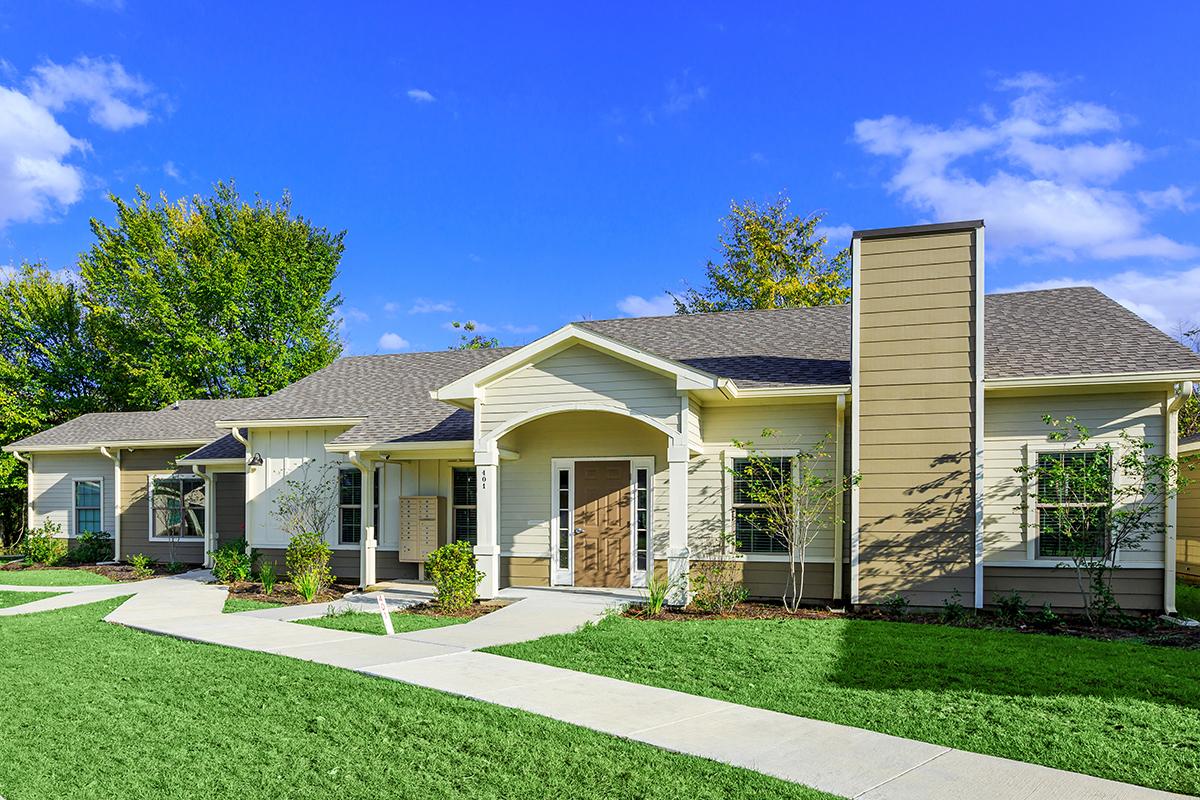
[[474, 446, 501, 599], [667, 442, 690, 605], [358, 458, 377, 588]]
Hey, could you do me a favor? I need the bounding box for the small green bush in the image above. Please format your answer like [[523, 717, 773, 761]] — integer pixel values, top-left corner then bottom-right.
[[259, 562, 277, 595], [642, 573, 670, 616], [880, 593, 910, 617], [292, 569, 322, 603], [994, 590, 1028, 625], [129, 553, 155, 579], [22, 521, 67, 566], [1032, 602, 1061, 629], [67, 531, 113, 564], [209, 539, 258, 583], [286, 531, 332, 598], [690, 560, 748, 614], [941, 588, 969, 625], [165, 560, 186, 575], [425, 541, 483, 612]]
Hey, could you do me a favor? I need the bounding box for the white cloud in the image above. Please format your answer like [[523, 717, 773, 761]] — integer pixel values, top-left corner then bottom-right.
[[617, 294, 676, 317], [661, 77, 708, 115], [343, 307, 369, 323], [377, 332, 410, 351], [409, 298, 456, 314], [502, 323, 538, 335], [28, 56, 152, 131], [815, 223, 854, 245], [406, 88, 436, 103], [997, 264, 1200, 332], [0, 85, 85, 227], [163, 160, 180, 180], [853, 72, 1197, 261], [382, 301, 401, 314], [1139, 185, 1195, 213]]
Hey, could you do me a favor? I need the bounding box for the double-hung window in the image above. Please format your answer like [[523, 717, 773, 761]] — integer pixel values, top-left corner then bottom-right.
[[731, 456, 792, 555], [1035, 451, 1111, 558], [150, 475, 205, 539], [339, 468, 379, 545], [452, 467, 478, 545], [73, 479, 103, 536]]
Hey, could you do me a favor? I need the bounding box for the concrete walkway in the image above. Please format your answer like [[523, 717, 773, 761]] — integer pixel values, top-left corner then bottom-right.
[[0, 571, 1184, 800]]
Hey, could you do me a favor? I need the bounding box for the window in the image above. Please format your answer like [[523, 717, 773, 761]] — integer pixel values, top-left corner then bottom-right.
[[1035, 451, 1110, 558], [452, 467, 478, 545], [731, 456, 792, 554], [74, 479, 102, 535], [150, 476, 204, 539], [634, 468, 649, 571], [338, 468, 379, 545], [556, 468, 571, 570]]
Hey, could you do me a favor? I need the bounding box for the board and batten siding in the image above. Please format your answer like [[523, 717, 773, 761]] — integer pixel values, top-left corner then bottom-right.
[[119, 447, 205, 563], [477, 344, 681, 439], [855, 228, 979, 606], [1180, 449, 1200, 584], [28, 451, 116, 540]]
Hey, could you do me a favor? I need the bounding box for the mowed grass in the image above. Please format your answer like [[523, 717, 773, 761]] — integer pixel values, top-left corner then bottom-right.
[[0, 590, 59, 609], [222, 597, 285, 613], [1178, 581, 1200, 620], [0, 568, 112, 586], [491, 615, 1200, 795], [0, 600, 836, 800], [298, 610, 468, 636]]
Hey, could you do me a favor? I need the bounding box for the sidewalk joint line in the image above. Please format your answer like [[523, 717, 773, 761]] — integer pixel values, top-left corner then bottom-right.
[[851, 748, 953, 799]]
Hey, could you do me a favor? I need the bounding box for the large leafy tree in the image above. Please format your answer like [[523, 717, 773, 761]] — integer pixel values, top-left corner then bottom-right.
[[0, 264, 111, 543], [81, 182, 345, 406], [672, 195, 851, 314]]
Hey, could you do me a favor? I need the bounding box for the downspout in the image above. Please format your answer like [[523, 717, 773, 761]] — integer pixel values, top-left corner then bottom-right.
[[1165, 380, 1194, 615], [230, 427, 249, 447], [99, 447, 121, 562], [192, 464, 215, 568], [833, 394, 846, 604], [11, 451, 33, 540]]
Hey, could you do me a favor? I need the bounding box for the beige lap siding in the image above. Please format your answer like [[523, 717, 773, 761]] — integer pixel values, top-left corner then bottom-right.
[[1180, 459, 1200, 584], [652, 560, 836, 602], [984, 567, 1164, 612], [27, 451, 116, 542], [856, 228, 979, 606], [500, 556, 551, 588], [118, 447, 205, 563]]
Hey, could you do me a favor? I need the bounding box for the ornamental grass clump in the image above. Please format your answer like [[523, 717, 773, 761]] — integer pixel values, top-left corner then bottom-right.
[[425, 541, 484, 613]]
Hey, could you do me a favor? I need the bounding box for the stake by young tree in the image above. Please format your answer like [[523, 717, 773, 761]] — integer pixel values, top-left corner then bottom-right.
[[727, 429, 858, 612], [672, 195, 851, 314], [1014, 414, 1186, 625]]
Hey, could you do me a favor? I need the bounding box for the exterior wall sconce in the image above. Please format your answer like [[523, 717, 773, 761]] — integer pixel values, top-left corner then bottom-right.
[[248, 453, 264, 467]]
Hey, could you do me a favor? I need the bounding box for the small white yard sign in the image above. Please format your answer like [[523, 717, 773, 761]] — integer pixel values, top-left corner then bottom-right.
[[376, 594, 395, 635]]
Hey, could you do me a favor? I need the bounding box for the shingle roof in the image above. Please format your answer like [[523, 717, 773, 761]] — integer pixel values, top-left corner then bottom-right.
[[6, 398, 262, 450], [10, 287, 1200, 452], [180, 432, 246, 462]]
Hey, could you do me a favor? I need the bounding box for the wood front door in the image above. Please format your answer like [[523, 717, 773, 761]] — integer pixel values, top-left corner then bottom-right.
[[573, 460, 631, 588]]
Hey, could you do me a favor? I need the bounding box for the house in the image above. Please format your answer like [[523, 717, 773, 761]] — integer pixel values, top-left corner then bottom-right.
[[7, 220, 1200, 612]]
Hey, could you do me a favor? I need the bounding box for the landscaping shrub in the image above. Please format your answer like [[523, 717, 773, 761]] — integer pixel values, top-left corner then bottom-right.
[[994, 590, 1028, 625], [286, 531, 332, 598], [129, 553, 155, 579], [165, 561, 185, 575], [67, 531, 113, 564], [259, 562, 277, 595], [940, 588, 969, 624], [642, 573, 670, 616], [690, 560, 748, 614], [22, 521, 67, 566], [1032, 602, 1061, 629], [424, 541, 483, 612], [880, 593, 909, 617], [209, 539, 258, 583]]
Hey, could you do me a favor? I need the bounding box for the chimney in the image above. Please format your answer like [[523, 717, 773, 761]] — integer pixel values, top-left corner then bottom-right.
[[849, 220, 984, 609]]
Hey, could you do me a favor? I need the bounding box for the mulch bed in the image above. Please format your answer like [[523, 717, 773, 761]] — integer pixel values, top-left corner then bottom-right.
[[626, 600, 1200, 647], [402, 599, 511, 620], [0, 561, 189, 582], [223, 580, 357, 606]]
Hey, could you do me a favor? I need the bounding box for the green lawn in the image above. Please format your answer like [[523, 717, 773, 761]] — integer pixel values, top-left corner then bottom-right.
[[222, 597, 285, 613], [491, 615, 1200, 795], [0, 590, 59, 609], [0, 600, 834, 800], [297, 610, 468, 635], [1178, 581, 1200, 619], [0, 568, 112, 586]]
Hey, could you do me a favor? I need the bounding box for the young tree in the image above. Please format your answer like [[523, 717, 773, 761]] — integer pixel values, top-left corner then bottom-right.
[[271, 460, 339, 539], [80, 182, 345, 408], [449, 320, 500, 350], [672, 195, 851, 314], [727, 429, 858, 612], [1014, 415, 1186, 625]]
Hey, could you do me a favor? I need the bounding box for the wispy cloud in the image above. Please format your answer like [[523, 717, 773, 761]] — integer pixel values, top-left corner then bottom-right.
[[661, 75, 708, 115], [409, 298, 456, 314], [1139, 185, 1195, 213], [853, 71, 1196, 261], [28, 56, 152, 131], [163, 160, 181, 180], [343, 307, 370, 324], [618, 294, 676, 317], [406, 88, 436, 103], [501, 323, 538, 335], [815, 223, 854, 245], [377, 332, 410, 351]]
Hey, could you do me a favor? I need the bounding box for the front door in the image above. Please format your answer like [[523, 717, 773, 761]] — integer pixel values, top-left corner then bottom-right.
[[573, 460, 631, 588]]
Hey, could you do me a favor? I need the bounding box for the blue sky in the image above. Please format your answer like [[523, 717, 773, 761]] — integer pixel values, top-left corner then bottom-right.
[[2, 2, 1198, 353]]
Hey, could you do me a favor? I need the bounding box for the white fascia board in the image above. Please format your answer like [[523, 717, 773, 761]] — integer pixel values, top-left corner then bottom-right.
[[985, 370, 1200, 390], [432, 324, 722, 401], [3, 439, 211, 453]]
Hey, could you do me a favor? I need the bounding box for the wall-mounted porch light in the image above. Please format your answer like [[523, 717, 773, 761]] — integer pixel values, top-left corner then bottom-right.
[[248, 453, 264, 467]]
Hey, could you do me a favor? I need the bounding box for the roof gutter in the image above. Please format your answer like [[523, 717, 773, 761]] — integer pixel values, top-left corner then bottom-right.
[[985, 370, 1200, 390], [9, 450, 29, 466]]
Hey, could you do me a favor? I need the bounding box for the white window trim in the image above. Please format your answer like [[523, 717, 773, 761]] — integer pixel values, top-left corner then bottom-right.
[[721, 448, 803, 560], [71, 477, 104, 538], [549, 456, 655, 589], [450, 465, 478, 545], [147, 473, 206, 542], [1023, 443, 1116, 564], [338, 467, 379, 546]]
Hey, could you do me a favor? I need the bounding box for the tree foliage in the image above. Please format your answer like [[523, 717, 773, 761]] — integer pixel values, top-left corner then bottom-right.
[[449, 320, 500, 350], [672, 195, 851, 314], [81, 182, 344, 407]]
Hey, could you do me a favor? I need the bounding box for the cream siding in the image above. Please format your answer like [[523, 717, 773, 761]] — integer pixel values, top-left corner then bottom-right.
[[1178, 451, 1200, 583], [983, 391, 1166, 566], [477, 345, 680, 438], [28, 451, 116, 539]]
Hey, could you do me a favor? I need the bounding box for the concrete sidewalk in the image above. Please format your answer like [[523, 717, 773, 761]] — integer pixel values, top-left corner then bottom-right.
[[2, 570, 1184, 800]]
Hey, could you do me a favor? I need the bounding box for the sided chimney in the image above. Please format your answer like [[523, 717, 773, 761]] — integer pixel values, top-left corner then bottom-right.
[[850, 220, 984, 608]]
